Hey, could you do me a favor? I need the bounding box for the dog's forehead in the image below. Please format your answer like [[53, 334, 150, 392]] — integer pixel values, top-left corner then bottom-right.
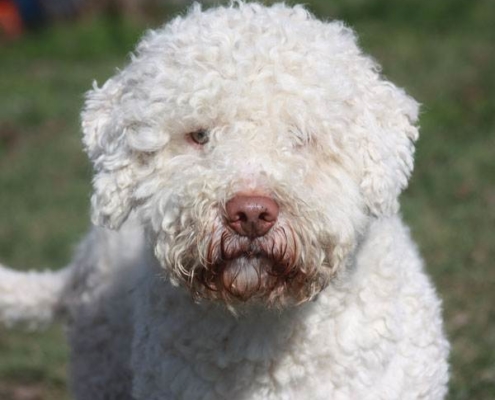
[[146, 7, 358, 84], [143, 4, 358, 60], [118, 4, 366, 144]]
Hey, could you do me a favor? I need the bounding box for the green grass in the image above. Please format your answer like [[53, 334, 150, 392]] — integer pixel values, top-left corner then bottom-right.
[[0, 1, 494, 399]]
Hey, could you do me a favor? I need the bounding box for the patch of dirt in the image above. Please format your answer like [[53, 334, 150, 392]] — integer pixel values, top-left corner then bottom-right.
[[0, 383, 44, 400]]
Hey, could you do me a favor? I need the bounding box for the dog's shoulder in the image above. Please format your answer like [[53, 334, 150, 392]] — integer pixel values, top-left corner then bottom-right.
[[64, 214, 146, 306]]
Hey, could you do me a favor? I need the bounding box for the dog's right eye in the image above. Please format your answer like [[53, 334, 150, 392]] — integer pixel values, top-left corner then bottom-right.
[[189, 129, 209, 145]]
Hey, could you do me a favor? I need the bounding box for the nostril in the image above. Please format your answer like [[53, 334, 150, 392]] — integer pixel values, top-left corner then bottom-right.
[[236, 212, 248, 222], [259, 212, 272, 222]]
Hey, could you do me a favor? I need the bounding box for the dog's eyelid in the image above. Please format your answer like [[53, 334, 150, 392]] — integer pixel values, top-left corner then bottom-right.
[[189, 129, 210, 145]]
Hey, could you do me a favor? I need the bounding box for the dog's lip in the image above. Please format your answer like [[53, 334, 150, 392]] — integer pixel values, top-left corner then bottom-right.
[[220, 240, 264, 260], [223, 247, 262, 260], [222, 253, 268, 266], [221, 253, 294, 278], [217, 237, 295, 276]]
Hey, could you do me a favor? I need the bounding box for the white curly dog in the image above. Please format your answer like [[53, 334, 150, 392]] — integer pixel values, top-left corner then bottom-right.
[[0, 2, 449, 399]]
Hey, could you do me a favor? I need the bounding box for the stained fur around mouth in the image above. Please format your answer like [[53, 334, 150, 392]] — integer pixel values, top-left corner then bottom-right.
[[189, 223, 322, 305]]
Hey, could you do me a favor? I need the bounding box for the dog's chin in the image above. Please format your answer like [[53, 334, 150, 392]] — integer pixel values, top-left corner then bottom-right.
[[162, 225, 334, 307], [219, 256, 278, 301], [189, 254, 325, 307]]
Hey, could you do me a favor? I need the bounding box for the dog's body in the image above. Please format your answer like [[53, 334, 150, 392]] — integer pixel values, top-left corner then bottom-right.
[[0, 2, 449, 399], [61, 216, 447, 400]]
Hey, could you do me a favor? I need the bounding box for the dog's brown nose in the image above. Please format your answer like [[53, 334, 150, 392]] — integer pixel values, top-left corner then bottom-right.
[[226, 195, 279, 237]]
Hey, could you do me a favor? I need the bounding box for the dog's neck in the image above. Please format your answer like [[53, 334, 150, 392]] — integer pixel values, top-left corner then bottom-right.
[[132, 245, 352, 358]]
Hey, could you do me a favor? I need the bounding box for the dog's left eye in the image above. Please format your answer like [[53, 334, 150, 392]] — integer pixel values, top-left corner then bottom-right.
[[189, 129, 209, 145]]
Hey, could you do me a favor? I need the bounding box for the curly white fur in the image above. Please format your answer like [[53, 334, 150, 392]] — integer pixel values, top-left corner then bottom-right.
[[0, 2, 449, 399]]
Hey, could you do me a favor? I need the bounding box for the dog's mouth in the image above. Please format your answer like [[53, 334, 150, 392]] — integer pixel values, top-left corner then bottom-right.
[[199, 250, 297, 302], [215, 255, 279, 301], [189, 227, 322, 305], [158, 210, 334, 306]]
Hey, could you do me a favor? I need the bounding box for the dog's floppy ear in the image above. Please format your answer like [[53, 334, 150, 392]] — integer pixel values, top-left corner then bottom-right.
[[82, 76, 135, 229], [357, 80, 419, 217]]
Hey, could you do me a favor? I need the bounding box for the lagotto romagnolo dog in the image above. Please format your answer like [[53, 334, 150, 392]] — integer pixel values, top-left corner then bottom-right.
[[0, 2, 449, 399]]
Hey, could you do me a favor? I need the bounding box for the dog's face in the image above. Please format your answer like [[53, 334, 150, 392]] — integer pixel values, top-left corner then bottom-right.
[[82, 3, 419, 307]]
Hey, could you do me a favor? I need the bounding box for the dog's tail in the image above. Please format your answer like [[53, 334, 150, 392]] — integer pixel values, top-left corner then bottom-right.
[[0, 262, 72, 329]]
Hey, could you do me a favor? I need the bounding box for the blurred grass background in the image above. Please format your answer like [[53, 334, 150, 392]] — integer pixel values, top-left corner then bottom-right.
[[0, 0, 494, 399]]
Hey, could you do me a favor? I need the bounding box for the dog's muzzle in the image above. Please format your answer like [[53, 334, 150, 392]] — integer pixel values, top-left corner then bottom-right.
[[191, 194, 314, 304]]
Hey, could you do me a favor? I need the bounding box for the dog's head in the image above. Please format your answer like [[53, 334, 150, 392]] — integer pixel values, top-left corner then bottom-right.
[[82, 2, 418, 307]]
